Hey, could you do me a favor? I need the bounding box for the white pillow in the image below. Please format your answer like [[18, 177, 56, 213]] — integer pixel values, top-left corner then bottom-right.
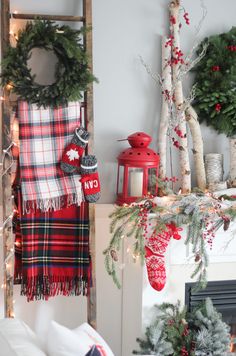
[[75, 323, 114, 356], [0, 318, 46, 356], [47, 321, 114, 356]]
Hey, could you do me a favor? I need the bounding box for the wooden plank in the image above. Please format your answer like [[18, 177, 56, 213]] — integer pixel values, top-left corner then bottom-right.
[[11, 13, 85, 22], [83, 0, 97, 330], [1, 0, 14, 318]]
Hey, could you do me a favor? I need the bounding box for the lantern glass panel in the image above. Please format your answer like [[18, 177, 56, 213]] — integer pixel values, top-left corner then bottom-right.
[[128, 167, 144, 197], [117, 165, 124, 194], [148, 168, 158, 195]]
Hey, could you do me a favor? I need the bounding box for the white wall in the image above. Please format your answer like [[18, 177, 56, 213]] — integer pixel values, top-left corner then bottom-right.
[[93, 0, 236, 203]]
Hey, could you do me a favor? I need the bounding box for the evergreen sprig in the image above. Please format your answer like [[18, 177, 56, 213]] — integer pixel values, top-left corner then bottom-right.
[[134, 298, 230, 355], [193, 27, 236, 137], [1, 20, 98, 107], [104, 194, 236, 290]]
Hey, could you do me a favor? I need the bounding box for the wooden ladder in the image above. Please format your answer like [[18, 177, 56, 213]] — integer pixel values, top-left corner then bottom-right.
[[0, 0, 96, 328]]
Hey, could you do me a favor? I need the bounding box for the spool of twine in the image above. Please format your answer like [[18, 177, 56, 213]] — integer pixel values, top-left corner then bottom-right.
[[205, 153, 223, 185]]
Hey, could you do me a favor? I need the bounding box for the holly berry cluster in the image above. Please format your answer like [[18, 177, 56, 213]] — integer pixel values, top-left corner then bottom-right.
[[227, 45, 236, 52], [212, 65, 220, 71], [169, 11, 190, 27], [172, 137, 181, 149], [171, 46, 185, 66], [137, 201, 156, 238], [165, 35, 174, 48], [183, 12, 190, 25], [215, 103, 222, 112], [170, 15, 176, 25], [163, 176, 178, 183], [162, 88, 171, 101], [174, 125, 186, 138], [202, 217, 216, 250], [181, 346, 189, 356]]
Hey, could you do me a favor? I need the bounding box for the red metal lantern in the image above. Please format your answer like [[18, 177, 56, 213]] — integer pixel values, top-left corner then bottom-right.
[[116, 132, 160, 205]]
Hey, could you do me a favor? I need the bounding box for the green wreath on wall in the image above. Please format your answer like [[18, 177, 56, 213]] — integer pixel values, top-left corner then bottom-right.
[[193, 27, 236, 137], [1, 20, 98, 107]]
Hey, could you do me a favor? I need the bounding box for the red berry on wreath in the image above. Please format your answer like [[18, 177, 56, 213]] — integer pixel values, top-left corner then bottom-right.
[[212, 65, 220, 71], [215, 103, 222, 112]]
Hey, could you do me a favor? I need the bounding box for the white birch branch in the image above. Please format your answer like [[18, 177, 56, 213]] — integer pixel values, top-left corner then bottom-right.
[[170, 0, 191, 193], [158, 36, 172, 180], [185, 104, 206, 191]]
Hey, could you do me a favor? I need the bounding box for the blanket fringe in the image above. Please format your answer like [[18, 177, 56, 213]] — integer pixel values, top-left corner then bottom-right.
[[22, 193, 83, 214], [20, 276, 89, 302]]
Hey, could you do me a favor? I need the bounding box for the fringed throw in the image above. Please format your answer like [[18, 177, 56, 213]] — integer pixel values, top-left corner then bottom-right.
[[15, 200, 90, 301], [17, 101, 83, 213]]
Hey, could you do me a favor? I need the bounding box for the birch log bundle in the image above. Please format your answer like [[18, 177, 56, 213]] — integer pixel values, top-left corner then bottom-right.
[[157, 0, 207, 193]]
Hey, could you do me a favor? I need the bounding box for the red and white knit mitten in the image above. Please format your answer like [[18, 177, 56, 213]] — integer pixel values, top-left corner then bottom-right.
[[61, 127, 90, 173], [80, 155, 101, 203]]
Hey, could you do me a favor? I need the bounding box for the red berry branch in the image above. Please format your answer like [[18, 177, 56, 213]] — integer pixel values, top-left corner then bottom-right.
[[183, 12, 190, 25]]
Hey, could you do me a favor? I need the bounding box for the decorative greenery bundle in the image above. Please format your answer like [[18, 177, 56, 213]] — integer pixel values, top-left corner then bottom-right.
[[1, 20, 98, 107], [134, 298, 230, 356], [104, 193, 236, 290], [193, 27, 236, 137]]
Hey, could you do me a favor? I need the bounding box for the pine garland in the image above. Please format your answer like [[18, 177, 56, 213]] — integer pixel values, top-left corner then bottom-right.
[[1, 20, 98, 107], [134, 298, 230, 356], [193, 27, 236, 137], [104, 193, 236, 290]]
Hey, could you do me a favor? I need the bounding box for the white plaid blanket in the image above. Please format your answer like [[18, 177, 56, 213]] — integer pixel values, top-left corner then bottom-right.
[[18, 101, 83, 213]]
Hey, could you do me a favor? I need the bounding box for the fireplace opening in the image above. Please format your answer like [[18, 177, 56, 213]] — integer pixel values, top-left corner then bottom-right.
[[185, 280, 236, 353]]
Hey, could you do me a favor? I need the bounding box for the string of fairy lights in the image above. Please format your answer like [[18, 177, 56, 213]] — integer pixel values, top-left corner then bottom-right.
[[0, 139, 17, 298], [1, 15, 19, 314]]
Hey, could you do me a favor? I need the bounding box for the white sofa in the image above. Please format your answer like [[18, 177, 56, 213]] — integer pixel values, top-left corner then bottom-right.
[[0, 318, 114, 356]]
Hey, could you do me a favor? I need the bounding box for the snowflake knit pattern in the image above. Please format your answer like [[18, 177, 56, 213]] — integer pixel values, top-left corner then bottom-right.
[[145, 223, 182, 291]]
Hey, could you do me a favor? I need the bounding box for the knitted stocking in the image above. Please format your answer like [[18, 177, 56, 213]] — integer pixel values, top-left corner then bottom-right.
[[61, 127, 90, 173], [145, 223, 182, 291], [80, 155, 101, 203]]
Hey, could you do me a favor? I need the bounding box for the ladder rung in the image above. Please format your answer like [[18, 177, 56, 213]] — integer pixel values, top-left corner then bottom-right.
[[11, 13, 85, 22]]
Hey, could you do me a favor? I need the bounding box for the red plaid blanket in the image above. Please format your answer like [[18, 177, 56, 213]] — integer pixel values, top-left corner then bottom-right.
[[18, 101, 83, 213], [14, 198, 90, 301]]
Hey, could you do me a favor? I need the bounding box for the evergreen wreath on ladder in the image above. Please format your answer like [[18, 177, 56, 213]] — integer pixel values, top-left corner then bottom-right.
[[193, 27, 236, 137], [1, 20, 98, 107]]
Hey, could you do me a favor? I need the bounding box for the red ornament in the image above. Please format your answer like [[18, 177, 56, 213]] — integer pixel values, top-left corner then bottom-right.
[[212, 65, 220, 72], [215, 103, 222, 112], [116, 132, 159, 205]]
